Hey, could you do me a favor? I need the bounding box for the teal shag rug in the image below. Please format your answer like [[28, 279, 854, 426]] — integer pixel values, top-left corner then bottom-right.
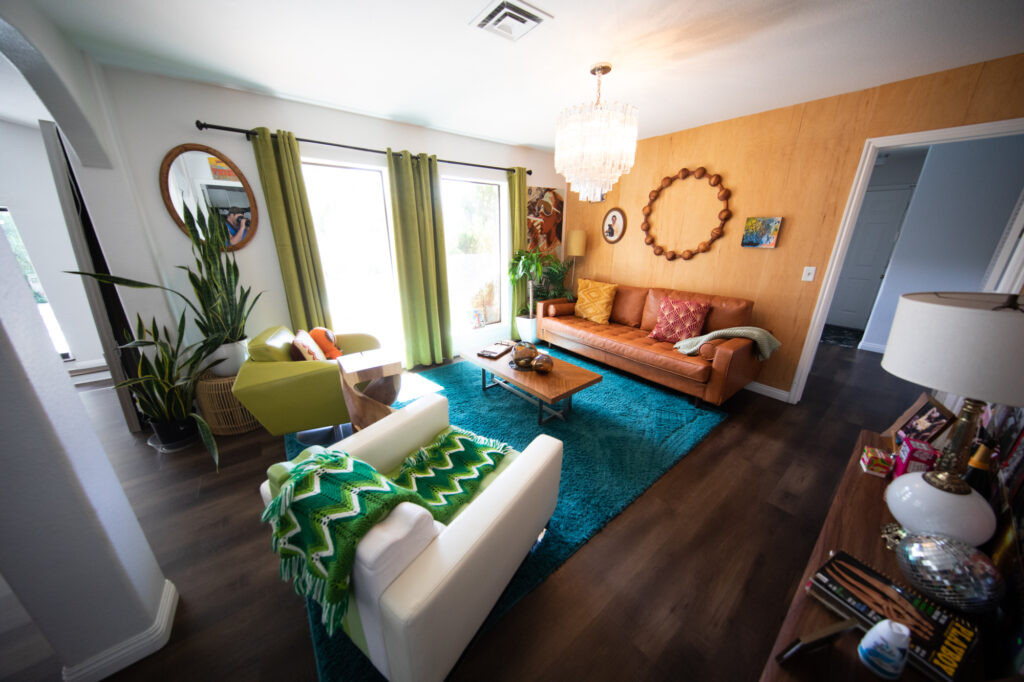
[[284, 348, 726, 681]]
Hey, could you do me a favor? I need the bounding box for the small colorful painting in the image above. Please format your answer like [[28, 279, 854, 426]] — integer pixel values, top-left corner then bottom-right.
[[527, 187, 564, 255], [208, 156, 238, 181], [741, 216, 782, 248]]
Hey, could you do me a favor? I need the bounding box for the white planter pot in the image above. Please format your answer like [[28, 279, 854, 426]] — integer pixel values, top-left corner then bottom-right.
[[516, 316, 538, 343], [208, 339, 249, 377]]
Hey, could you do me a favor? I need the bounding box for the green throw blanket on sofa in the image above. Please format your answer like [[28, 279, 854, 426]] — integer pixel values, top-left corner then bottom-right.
[[262, 427, 510, 636], [673, 325, 781, 361]]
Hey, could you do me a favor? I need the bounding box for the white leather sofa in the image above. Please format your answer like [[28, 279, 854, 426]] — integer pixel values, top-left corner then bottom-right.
[[259, 393, 563, 682]]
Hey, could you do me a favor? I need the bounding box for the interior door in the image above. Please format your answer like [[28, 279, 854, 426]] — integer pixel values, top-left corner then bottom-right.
[[826, 187, 913, 329]]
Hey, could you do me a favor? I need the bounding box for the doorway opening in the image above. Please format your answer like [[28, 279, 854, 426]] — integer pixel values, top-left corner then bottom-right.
[[790, 117, 1024, 403]]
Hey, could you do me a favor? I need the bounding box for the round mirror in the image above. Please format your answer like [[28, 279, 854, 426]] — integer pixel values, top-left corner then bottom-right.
[[159, 143, 258, 251]]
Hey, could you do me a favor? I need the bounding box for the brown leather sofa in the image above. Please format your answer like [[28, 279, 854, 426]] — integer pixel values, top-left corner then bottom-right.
[[537, 284, 761, 405]]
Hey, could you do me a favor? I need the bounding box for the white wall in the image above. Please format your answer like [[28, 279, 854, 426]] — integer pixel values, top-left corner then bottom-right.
[[868, 149, 927, 188], [94, 65, 561, 339], [860, 135, 1024, 349], [0, 119, 104, 364]]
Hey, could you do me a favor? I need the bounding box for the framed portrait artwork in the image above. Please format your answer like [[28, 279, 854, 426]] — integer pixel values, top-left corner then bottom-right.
[[882, 393, 956, 449], [602, 208, 626, 243]]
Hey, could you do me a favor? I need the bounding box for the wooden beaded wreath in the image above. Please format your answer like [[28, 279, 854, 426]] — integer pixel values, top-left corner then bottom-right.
[[640, 166, 732, 261]]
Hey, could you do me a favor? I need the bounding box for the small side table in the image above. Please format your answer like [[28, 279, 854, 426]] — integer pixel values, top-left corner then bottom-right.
[[338, 350, 402, 432], [196, 372, 260, 436]]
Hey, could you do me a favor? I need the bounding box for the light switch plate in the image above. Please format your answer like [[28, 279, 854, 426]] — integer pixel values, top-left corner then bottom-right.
[[802, 266, 816, 282]]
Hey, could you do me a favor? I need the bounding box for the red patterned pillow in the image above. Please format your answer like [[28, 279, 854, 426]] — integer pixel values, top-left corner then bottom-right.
[[648, 298, 710, 343]]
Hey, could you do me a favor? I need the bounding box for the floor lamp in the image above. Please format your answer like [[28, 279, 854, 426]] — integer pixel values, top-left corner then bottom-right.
[[565, 230, 586, 292], [881, 291, 1024, 546]]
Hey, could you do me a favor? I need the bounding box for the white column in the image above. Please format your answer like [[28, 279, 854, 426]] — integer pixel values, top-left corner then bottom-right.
[[0, 238, 176, 681]]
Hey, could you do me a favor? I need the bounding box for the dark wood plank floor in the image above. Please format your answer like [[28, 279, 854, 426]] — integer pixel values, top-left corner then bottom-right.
[[9, 343, 922, 681]]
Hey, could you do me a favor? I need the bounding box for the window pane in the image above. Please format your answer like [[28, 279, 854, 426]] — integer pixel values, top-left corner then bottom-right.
[[303, 164, 404, 357], [0, 208, 72, 358], [441, 179, 502, 333]]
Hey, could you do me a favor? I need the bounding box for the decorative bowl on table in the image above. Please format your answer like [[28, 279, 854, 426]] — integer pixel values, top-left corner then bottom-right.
[[510, 342, 538, 370], [532, 354, 554, 374]]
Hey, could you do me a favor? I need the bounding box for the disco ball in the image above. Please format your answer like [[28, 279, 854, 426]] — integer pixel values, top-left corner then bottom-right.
[[895, 533, 1004, 613]]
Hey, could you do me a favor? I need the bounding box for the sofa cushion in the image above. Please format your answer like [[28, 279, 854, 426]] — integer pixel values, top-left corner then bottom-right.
[[641, 288, 754, 332], [648, 298, 710, 343], [248, 325, 296, 363], [575, 279, 618, 325], [542, 315, 712, 383], [292, 329, 327, 361], [545, 301, 576, 317], [609, 284, 648, 328], [310, 327, 343, 359]]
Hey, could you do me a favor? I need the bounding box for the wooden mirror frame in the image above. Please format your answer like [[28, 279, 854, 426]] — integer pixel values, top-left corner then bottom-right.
[[159, 143, 258, 252], [640, 166, 732, 261]]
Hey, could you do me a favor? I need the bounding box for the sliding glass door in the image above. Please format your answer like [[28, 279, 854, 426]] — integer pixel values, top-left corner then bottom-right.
[[302, 162, 405, 358]]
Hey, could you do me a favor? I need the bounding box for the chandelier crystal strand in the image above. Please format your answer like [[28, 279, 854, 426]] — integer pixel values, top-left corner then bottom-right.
[[554, 64, 639, 203]]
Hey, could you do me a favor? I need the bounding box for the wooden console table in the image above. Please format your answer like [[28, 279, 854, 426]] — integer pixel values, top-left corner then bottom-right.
[[760, 431, 985, 681]]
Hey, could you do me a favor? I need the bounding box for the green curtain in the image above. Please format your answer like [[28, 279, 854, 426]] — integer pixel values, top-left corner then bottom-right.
[[507, 167, 528, 340], [250, 128, 332, 331], [386, 149, 452, 368]]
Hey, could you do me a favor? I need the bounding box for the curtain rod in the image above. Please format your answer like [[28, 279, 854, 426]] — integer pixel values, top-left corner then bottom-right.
[[195, 120, 532, 175]]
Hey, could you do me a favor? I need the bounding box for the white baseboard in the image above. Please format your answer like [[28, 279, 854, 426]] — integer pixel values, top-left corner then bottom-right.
[[744, 381, 793, 403], [857, 341, 886, 353], [62, 579, 178, 682]]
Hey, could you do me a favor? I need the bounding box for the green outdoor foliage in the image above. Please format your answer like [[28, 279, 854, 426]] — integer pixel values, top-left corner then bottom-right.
[[118, 313, 222, 468], [508, 248, 573, 317]]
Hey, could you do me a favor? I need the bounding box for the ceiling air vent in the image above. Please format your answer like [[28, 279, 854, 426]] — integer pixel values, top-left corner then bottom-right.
[[473, 1, 549, 42]]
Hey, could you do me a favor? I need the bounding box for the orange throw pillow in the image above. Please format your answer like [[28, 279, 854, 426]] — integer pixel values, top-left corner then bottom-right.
[[310, 327, 343, 359], [648, 298, 710, 343]]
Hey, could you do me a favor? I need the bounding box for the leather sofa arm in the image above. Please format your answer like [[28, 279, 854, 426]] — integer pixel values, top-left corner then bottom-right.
[[703, 337, 762, 405], [537, 299, 574, 341]]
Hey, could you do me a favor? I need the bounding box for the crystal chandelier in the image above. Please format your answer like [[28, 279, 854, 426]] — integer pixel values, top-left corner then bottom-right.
[[555, 63, 639, 202]]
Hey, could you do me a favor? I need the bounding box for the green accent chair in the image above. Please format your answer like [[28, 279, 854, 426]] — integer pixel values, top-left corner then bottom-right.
[[232, 326, 380, 436]]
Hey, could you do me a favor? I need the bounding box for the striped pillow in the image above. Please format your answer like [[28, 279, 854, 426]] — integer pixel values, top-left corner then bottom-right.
[[574, 279, 618, 325]]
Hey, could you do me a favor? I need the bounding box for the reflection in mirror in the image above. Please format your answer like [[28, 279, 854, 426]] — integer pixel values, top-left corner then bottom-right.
[[159, 143, 258, 251]]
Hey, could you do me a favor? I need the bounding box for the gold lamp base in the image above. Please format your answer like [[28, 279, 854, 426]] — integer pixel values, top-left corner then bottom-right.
[[922, 398, 985, 495]]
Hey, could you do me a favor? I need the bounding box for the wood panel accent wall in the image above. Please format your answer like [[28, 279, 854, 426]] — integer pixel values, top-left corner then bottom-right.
[[566, 53, 1024, 393]]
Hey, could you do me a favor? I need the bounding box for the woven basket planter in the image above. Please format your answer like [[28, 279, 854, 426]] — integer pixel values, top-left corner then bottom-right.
[[196, 372, 260, 436]]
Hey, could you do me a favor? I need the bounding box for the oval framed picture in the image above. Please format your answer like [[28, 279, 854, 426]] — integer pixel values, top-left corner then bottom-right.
[[602, 207, 626, 243]]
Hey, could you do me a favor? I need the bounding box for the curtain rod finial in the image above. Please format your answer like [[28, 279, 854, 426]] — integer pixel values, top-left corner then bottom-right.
[[195, 120, 205, 130]]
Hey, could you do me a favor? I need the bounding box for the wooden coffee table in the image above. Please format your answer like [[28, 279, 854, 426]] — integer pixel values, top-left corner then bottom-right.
[[465, 351, 602, 424]]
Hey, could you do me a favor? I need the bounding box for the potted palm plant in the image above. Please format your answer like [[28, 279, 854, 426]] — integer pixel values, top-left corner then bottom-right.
[[119, 312, 222, 467], [508, 248, 560, 342]]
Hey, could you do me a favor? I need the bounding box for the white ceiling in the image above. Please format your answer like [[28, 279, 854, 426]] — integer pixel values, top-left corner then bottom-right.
[[6, 0, 1024, 149]]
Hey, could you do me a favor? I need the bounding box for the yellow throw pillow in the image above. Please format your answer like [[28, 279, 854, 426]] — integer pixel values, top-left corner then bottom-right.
[[574, 279, 618, 324]]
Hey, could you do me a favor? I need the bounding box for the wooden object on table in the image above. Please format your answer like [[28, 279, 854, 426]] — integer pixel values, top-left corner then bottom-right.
[[463, 351, 601, 424], [195, 372, 260, 435], [337, 349, 402, 432], [760, 431, 982, 682]]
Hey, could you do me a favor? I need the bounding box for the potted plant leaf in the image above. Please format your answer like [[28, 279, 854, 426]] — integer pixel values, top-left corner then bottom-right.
[[119, 312, 223, 467], [508, 248, 560, 342], [74, 204, 261, 376]]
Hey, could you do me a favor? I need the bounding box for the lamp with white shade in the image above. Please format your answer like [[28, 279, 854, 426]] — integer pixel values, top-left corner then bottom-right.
[[565, 230, 586, 291], [881, 291, 1024, 546]]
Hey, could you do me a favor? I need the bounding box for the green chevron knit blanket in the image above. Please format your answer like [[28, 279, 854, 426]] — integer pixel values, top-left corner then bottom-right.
[[391, 425, 513, 523], [261, 447, 424, 636], [262, 428, 511, 636]]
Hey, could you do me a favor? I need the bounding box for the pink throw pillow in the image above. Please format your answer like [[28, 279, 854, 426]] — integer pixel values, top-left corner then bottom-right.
[[291, 329, 327, 361], [648, 298, 710, 343]]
